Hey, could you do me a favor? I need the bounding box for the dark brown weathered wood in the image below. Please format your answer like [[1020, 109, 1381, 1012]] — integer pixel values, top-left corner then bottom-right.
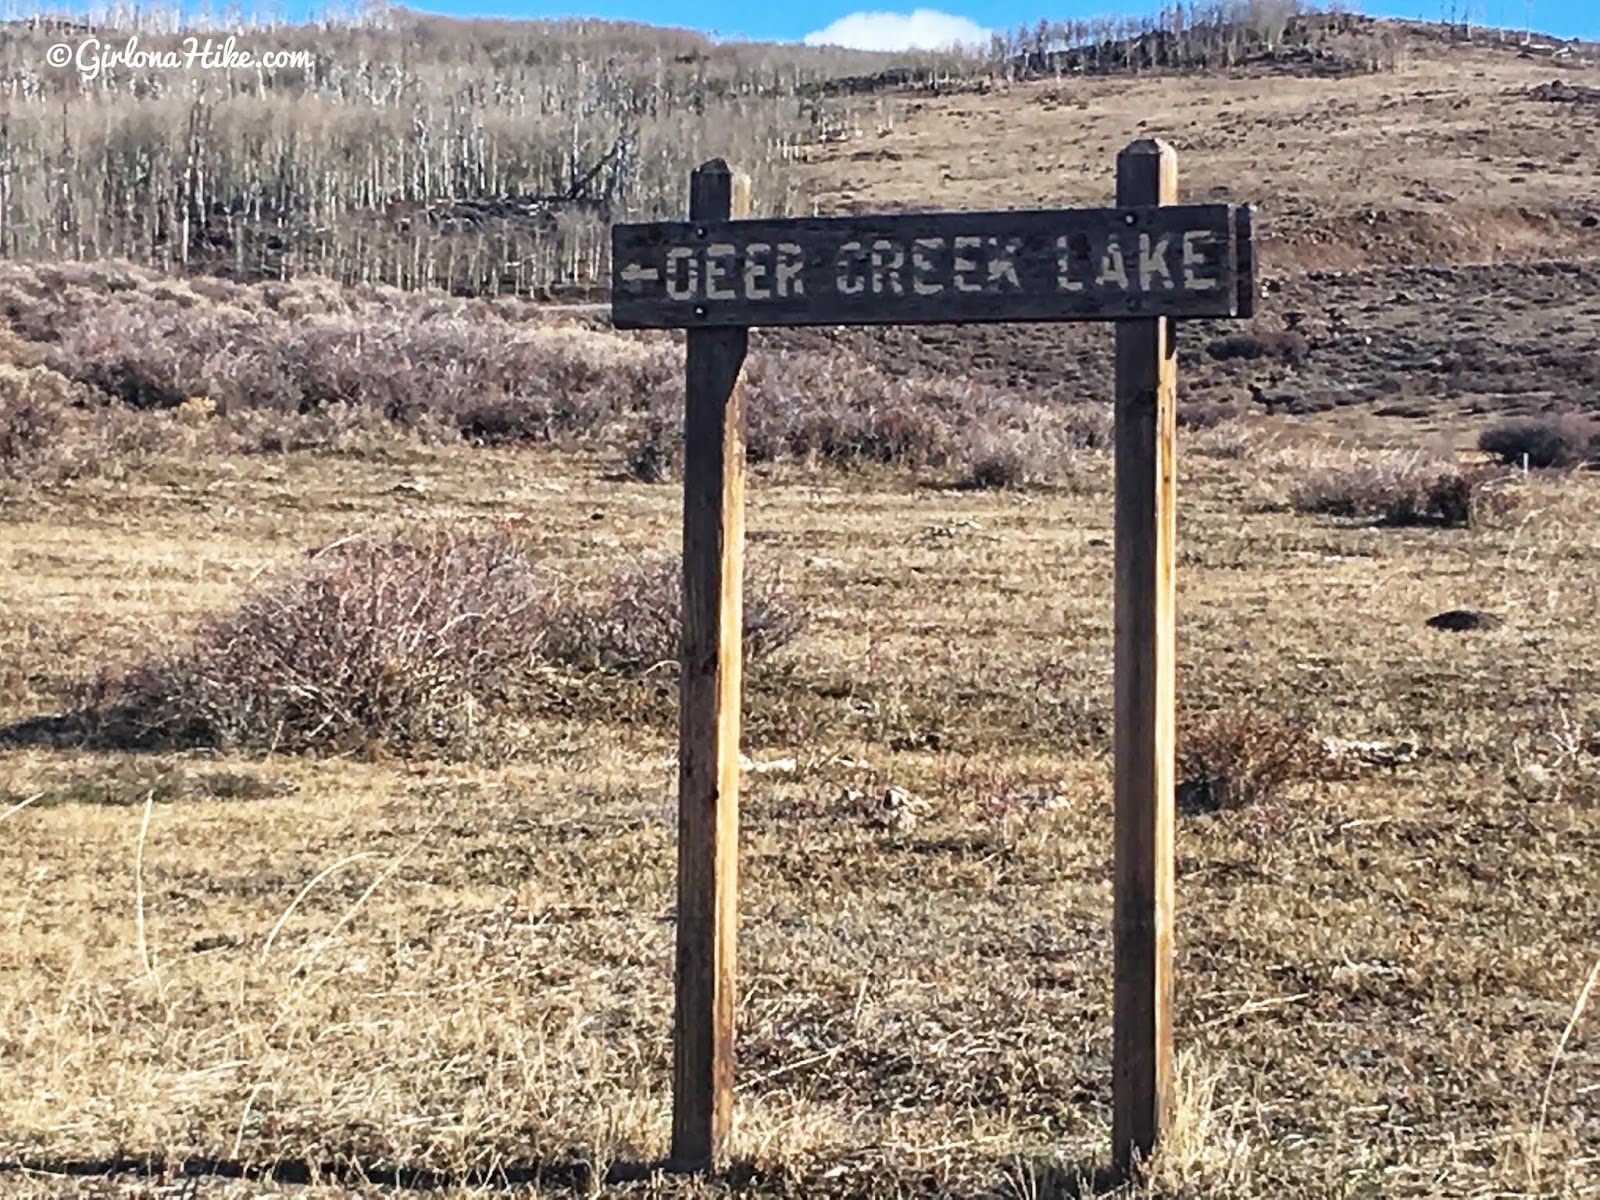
[[670, 158, 749, 1174], [1234, 204, 1257, 320], [1112, 137, 1180, 1177], [611, 203, 1247, 328]]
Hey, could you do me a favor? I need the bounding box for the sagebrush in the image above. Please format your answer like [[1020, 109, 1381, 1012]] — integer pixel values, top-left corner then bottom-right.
[[98, 531, 556, 754], [1478, 415, 1600, 470], [1178, 709, 1329, 812], [1, 263, 1102, 486], [541, 553, 808, 674], [94, 532, 810, 756]]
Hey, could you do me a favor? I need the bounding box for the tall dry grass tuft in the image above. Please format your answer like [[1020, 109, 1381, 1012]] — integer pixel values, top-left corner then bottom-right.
[[1178, 709, 1329, 813], [1290, 458, 1514, 528], [1525, 955, 1600, 1190], [1146, 1051, 1256, 1193]]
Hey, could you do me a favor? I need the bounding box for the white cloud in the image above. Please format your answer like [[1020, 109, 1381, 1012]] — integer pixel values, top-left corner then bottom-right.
[[803, 8, 991, 52]]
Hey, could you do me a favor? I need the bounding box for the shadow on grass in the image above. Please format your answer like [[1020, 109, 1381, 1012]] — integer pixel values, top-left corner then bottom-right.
[[0, 1153, 1175, 1197], [1005, 1159, 1156, 1198], [0, 1153, 786, 1193], [0, 706, 182, 753]]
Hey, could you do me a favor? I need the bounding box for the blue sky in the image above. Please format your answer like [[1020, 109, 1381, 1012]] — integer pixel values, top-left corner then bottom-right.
[[407, 0, 1598, 45]]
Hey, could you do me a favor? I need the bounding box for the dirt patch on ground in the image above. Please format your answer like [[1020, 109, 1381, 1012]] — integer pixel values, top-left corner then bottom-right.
[[1529, 78, 1600, 104]]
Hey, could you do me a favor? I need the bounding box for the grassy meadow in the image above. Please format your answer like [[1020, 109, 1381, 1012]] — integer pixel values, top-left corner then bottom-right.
[[2, 9, 1599, 1199]]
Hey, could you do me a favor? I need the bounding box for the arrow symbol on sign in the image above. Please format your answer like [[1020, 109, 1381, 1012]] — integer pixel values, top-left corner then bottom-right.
[[620, 262, 660, 285]]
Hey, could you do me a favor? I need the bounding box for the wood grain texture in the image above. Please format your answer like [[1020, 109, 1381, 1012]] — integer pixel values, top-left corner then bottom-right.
[[670, 158, 749, 1173], [612, 204, 1245, 328], [1112, 137, 1179, 1177]]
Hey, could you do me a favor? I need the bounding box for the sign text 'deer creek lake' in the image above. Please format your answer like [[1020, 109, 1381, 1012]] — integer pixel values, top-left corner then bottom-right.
[[611, 204, 1253, 327]]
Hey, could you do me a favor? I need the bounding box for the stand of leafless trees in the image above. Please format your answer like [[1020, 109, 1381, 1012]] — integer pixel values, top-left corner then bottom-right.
[[988, 2, 1398, 78], [0, 1, 1392, 297]]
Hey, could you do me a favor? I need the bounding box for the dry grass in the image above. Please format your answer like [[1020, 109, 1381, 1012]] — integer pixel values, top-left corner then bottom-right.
[[0, 425, 1596, 1198]]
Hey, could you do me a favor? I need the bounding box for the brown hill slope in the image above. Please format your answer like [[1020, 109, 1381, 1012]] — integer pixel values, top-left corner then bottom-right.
[[789, 33, 1600, 272], [757, 29, 1600, 432]]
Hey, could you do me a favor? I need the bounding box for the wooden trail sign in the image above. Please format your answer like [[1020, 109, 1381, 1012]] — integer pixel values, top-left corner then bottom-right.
[[613, 203, 1254, 328], [614, 143, 1259, 1178]]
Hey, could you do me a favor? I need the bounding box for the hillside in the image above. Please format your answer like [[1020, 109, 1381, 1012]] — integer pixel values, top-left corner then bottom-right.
[[794, 32, 1599, 270], [769, 27, 1600, 435]]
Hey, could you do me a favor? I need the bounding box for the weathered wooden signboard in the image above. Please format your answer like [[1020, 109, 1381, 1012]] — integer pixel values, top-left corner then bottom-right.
[[611, 141, 1258, 1181], [612, 204, 1253, 327]]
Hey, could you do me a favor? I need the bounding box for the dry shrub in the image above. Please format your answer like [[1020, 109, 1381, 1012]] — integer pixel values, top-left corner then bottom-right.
[[623, 419, 674, 483], [98, 531, 555, 755], [738, 351, 1104, 484], [1205, 330, 1311, 366], [1178, 710, 1329, 813], [95, 533, 813, 755], [953, 422, 1092, 489], [32, 280, 678, 447], [621, 350, 1102, 487], [260, 278, 353, 320], [743, 354, 956, 468], [47, 300, 211, 409], [541, 553, 808, 674], [957, 430, 1032, 489], [7, 262, 1105, 487], [1290, 460, 1512, 527], [186, 276, 251, 307], [1178, 400, 1240, 430], [0, 363, 69, 478], [1478, 415, 1600, 469], [216, 401, 459, 457], [0, 362, 178, 483], [205, 316, 675, 441]]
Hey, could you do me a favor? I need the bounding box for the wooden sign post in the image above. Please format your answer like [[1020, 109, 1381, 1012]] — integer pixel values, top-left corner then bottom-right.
[[669, 160, 751, 1173], [611, 142, 1257, 1177], [1111, 138, 1180, 1175]]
